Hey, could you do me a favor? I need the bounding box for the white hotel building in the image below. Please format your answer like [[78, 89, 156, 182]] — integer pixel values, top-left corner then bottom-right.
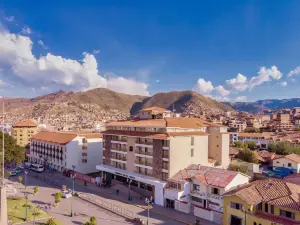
[[28, 131, 103, 174]]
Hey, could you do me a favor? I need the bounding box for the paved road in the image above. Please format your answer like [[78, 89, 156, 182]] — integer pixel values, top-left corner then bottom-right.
[[9, 174, 135, 225], [9, 170, 217, 225]]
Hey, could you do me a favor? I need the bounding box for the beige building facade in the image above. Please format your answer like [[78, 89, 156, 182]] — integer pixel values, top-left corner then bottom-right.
[[12, 119, 38, 146], [96, 107, 230, 206]]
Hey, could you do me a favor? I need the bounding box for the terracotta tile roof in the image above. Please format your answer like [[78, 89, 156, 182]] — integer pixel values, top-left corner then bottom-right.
[[140, 106, 170, 112], [102, 130, 169, 139], [169, 164, 240, 188], [257, 150, 278, 161], [31, 131, 102, 145], [13, 119, 37, 127], [238, 133, 264, 137], [285, 154, 300, 163], [102, 130, 208, 138], [31, 131, 77, 145], [167, 131, 208, 137], [254, 211, 300, 225], [224, 179, 300, 211]]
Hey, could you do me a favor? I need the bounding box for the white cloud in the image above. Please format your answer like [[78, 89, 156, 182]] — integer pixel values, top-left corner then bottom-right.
[[0, 27, 149, 96], [194, 78, 214, 95], [156, 80, 160, 83], [5, 16, 15, 22], [40, 86, 48, 91], [38, 40, 47, 49], [21, 27, 31, 35], [280, 81, 287, 86], [215, 85, 230, 96], [107, 77, 149, 96], [226, 73, 248, 92], [93, 49, 100, 54], [210, 95, 230, 102], [235, 96, 247, 102], [248, 66, 282, 90], [288, 66, 300, 77]]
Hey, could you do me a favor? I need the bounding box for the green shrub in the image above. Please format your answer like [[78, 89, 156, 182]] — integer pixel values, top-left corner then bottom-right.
[[34, 186, 39, 194], [46, 218, 57, 225], [17, 176, 23, 184]]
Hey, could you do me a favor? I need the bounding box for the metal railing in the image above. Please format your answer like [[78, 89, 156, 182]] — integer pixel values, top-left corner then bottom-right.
[[79, 194, 134, 220]]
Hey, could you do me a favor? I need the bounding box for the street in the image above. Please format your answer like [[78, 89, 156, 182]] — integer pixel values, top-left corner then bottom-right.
[[8, 169, 217, 225]]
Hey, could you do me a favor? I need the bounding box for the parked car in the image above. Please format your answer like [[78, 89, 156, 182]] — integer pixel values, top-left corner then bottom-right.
[[10, 171, 17, 176], [14, 168, 22, 174], [62, 192, 72, 198]]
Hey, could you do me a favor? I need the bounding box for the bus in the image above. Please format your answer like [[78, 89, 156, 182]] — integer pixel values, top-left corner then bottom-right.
[[30, 164, 44, 173]]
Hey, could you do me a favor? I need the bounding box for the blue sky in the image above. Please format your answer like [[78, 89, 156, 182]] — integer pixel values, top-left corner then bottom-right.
[[1, 1, 300, 101]]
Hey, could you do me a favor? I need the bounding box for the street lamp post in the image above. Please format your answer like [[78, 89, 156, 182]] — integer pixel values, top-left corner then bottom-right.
[[127, 178, 132, 201], [70, 165, 76, 217], [24, 193, 33, 222], [24, 170, 28, 189], [145, 196, 153, 225]]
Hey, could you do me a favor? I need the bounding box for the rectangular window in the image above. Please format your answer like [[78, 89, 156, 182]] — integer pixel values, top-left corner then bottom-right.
[[191, 149, 194, 157], [212, 187, 220, 195], [191, 137, 194, 145], [82, 159, 87, 163], [193, 184, 200, 192], [191, 196, 203, 203], [265, 203, 268, 213], [82, 153, 87, 156], [230, 202, 242, 210], [280, 210, 295, 219], [270, 205, 274, 214], [288, 163, 292, 167]]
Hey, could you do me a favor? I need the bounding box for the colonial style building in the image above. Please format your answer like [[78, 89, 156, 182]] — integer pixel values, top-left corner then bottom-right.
[[223, 179, 300, 225], [12, 119, 38, 146], [28, 131, 103, 174], [96, 107, 230, 206], [164, 164, 250, 224]]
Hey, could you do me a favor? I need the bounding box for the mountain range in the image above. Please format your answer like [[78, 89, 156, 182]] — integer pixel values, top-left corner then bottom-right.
[[225, 98, 300, 113], [1, 88, 232, 129]]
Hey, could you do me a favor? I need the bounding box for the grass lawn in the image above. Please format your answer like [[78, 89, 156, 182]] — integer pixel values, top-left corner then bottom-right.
[[7, 197, 50, 224]]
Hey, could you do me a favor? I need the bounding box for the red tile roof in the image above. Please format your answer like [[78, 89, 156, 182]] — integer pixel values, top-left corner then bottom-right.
[[13, 119, 37, 127], [224, 179, 300, 211], [169, 164, 241, 188], [285, 154, 300, 163], [31, 131, 102, 145]]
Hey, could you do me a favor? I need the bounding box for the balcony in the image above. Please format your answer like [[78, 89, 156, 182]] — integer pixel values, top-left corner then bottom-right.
[[112, 155, 127, 161], [111, 147, 127, 152], [162, 151, 169, 158], [111, 137, 127, 143], [136, 170, 152, 176], [136, 140, 153, 145], [135, 149, 153, 156], [135, 160, 152, 167], [162, 163, 169, 170], [208, 194, 223, 201]]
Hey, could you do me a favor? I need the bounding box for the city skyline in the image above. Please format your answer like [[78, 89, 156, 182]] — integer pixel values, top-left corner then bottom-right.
[[1, 1, 300, 101]]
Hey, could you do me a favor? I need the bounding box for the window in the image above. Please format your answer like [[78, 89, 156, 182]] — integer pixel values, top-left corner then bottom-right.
[[193, 184, 200, 192], [191, 149, 194, 157], [264, 203, 268, 213], [191, 137, 194, 145], [254, 223, 257, 225], [270, 205, 274, 214], [216, 145, 219, 147], [230, 202, 242, 210], [191, 196, 202, 203], [212, 187, 220, 195], [129, 146, 133, 152], [276, 161, 279, 164], [280, 210, 295, 219], [82, 153, 87, 156], [288, 163, 292, 167], [82, 159, 87, 163]]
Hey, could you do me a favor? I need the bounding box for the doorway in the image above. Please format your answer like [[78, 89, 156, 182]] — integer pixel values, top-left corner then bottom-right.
[[230, 215, 242, 225]]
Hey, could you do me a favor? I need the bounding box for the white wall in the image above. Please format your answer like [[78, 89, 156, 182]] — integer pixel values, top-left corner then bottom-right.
[[224, 173, 250, 191], [66, 137, 103, 174], [272, 157, 300, 172]]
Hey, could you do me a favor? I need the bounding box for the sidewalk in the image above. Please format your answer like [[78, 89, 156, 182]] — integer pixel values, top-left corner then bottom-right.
[[32, 171, 217, 225]]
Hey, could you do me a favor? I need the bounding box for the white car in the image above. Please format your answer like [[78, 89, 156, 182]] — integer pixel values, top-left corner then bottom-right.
[[62, 192, 72, 198]]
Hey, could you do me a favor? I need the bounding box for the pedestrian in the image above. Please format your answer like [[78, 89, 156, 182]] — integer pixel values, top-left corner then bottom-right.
[[116, 189, 119, 195]]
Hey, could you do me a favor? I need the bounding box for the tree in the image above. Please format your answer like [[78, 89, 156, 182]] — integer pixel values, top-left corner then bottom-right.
[[34, 186, 39, 195], [84, 216, 97, 225], [5, 171, 11, 179], [296, 128, 300, 132], [244, 141, 257, 150], [268, 141, 299, 155], [54, 192, 62, 205], [228, 164, 248, 174], [234, 141, 245, 148], [243, 128, 261, 133], [46, 218, 57, 225], [17, 176, 23, 184], [0, 131, 25, 165], [237, 148, 259, 164]]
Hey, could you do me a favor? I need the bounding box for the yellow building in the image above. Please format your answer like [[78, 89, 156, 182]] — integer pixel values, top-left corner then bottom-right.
[[12, 119, 38, 146], [223, 179, 300, 225]]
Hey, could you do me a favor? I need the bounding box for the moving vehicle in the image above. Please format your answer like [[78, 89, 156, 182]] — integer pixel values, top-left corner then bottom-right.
[[30, 164, 44, 172]]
